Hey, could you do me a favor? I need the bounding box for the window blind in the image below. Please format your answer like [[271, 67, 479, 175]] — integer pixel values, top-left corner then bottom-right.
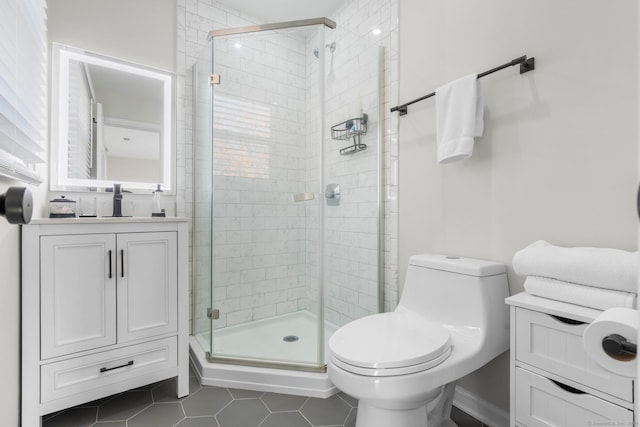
[[0, 0, 47, 184]]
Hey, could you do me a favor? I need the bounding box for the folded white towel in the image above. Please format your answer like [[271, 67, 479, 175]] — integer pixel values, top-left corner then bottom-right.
[[435, 74, 484, 163], [524, 276, 637, 311], [513, 240, 638, 293]]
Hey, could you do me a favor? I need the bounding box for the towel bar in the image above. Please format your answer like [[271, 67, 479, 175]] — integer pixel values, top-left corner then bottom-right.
[[391, 55, 535, 116]]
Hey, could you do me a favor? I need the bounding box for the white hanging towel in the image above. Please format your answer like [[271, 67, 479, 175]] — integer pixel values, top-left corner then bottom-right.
[[435, 74, 484, 163]]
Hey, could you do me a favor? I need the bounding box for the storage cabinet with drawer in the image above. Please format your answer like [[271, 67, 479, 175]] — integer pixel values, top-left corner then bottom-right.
[[506, 293, 634, 427], [22, 219, 189, 427]]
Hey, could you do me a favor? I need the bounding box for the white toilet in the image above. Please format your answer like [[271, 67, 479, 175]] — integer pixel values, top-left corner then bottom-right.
[[327, 254, 510, 427]]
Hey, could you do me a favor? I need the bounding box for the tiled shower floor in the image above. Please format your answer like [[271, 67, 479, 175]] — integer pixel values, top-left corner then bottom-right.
[[42, 366, 485, 427]]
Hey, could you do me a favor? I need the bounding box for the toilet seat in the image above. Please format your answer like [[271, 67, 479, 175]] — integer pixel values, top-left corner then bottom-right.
[[328, 312, 452, 377]]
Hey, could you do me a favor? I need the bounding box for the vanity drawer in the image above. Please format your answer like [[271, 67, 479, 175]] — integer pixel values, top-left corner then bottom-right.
[[515, 308, 632, 402], [515, 368, 632, 427], [41, 337, 177, 403]]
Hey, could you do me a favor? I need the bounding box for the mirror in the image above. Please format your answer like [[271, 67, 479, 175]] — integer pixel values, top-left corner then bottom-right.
[[51, 43, 174, 192]]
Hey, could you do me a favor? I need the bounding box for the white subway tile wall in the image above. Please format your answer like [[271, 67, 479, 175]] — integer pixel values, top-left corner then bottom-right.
[[177, 0, 399, 343], [209, 29, 311, 331]]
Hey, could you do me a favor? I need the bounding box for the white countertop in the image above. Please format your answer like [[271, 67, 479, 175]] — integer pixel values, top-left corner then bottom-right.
[[28, 217, 189, 225]]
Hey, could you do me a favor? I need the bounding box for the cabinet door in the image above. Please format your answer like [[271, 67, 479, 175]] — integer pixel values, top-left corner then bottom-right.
[[117, 232, 178, 343], [41, 234, 117, 359]]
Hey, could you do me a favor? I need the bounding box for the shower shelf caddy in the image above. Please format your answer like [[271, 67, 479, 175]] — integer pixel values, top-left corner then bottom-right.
[[331, 113, 368, 155]]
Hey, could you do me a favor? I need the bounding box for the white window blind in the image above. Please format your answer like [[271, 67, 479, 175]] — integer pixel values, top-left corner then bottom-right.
[[0, 0, 47, 184]]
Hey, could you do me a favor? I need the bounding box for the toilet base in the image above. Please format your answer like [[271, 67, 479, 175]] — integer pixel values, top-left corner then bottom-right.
[[354, 383, 458, 427], [355, 401, 428, 427]]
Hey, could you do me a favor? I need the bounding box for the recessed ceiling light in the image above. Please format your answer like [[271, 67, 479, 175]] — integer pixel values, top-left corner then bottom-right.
[[372, 28, 381, 36], [234, 42, 242, 49]]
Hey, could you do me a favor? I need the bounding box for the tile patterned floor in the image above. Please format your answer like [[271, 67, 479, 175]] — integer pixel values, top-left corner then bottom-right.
[[42, 367, 484, 427]]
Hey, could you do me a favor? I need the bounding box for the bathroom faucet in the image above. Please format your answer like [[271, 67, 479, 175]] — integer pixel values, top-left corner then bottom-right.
[[112, 184, 123, 217]]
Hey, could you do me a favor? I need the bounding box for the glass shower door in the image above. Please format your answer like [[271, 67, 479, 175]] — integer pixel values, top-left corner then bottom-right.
[[207, 24, 326, 369], [192, 41, 214, 356], [192, 22, 384, 371]]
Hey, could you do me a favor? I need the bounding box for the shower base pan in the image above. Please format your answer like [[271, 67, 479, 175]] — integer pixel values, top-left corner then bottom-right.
[[189, 311, 338, 398]]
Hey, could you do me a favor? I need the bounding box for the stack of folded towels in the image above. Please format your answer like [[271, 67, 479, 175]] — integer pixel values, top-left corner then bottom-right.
[[513, 240, 638, 310]]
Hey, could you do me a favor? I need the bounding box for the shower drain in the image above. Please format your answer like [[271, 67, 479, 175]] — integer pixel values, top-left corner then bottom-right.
[[283, 335, 299, 342]]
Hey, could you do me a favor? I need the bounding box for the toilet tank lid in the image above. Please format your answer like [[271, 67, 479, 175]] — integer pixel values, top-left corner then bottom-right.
[[408, 254, 506, 277]]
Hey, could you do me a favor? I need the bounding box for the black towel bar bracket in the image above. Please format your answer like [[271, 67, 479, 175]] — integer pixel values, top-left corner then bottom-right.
[[391, 54, 535, 116]]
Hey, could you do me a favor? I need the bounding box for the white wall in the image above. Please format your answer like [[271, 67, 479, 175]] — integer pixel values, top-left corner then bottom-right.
[[399, 0, 638, 418], [47, 0, 176, 72]]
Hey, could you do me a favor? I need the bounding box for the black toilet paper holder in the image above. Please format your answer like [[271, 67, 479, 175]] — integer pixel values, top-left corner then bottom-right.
[[602, 334, 637, 359], [0, 187, 32, 224]]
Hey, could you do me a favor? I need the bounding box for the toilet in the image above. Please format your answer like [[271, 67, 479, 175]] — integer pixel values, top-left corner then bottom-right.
[[327, 254, 510, 427]]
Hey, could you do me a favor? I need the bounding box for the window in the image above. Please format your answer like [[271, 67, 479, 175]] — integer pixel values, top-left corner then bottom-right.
[[0, 0, 47, 184]]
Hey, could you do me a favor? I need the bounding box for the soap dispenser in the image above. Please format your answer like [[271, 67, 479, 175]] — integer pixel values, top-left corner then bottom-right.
[[152, 184, 165, 217]]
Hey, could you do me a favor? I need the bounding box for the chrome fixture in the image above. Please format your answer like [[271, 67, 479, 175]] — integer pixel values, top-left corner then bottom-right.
[[325, 184, 341, 206], [112, 183, 123, 217], [331, 113, 368, 155], [313, 41, 337, 58]]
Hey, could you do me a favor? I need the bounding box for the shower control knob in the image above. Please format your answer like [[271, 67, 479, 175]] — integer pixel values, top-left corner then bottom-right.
[[325, 184, 340, 206]]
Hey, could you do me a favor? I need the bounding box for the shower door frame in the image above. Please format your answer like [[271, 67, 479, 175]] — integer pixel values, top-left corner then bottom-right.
[[197, 17, 385, 373], [207, 17, 336, 38]]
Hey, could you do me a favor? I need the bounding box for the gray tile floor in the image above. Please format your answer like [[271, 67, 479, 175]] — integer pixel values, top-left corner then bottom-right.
[[42, 367, 483, 427]]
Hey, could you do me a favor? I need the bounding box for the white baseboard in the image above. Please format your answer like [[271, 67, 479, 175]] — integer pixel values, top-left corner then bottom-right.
[[453, 386, 509, 427]]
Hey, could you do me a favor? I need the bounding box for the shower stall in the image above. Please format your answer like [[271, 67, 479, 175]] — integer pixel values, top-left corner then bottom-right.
[[190, 17, 383, 395]]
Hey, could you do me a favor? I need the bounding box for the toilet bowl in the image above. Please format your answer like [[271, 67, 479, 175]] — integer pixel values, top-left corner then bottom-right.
[[327, 254, 510, 427]]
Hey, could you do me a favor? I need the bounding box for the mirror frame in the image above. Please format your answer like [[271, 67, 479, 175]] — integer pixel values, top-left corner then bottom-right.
[[50, 43, 175, 193]]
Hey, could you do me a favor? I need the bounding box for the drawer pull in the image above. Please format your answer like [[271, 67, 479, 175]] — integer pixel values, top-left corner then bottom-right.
[[550, 379, 586, 394], [100, 360, 134, 373], [549, 314, 586, 325]]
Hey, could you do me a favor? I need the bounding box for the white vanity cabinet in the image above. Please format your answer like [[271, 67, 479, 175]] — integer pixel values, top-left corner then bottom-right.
[[22, 219, 189, 427], [506, 293, 634, 427]]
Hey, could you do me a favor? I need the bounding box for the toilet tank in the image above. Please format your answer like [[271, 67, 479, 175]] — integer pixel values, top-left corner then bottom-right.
[[397, 254, 510, 330]]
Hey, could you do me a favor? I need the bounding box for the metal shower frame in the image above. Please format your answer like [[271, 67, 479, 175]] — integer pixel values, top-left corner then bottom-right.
[[208, 17, 336, 39]]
